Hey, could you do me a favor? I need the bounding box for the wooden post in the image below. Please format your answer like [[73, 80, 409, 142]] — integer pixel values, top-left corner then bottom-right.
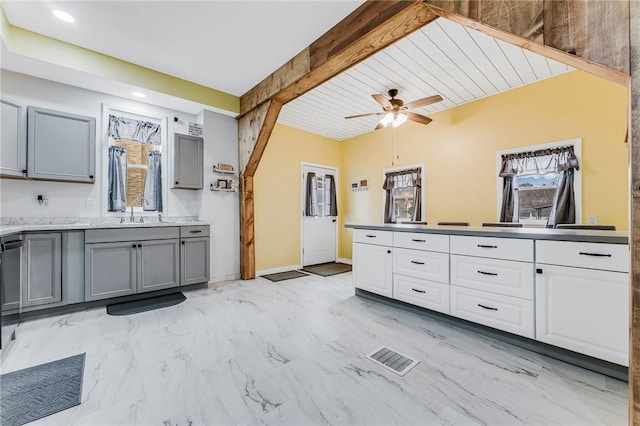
[[629, 1, 639, 422]]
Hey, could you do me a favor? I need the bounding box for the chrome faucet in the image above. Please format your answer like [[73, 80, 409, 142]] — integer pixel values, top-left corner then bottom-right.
[[130, 197, 150, 222]]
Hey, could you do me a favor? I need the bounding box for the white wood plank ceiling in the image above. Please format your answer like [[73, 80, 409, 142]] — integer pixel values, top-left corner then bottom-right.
[[278, 18, 573, 141]]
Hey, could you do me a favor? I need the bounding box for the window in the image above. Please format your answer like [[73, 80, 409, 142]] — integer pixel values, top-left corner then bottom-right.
[[383, 165, 424, 223], [304, 171, 337, 217], [497, 139, 581, 226], [106, 109, 164, 213]]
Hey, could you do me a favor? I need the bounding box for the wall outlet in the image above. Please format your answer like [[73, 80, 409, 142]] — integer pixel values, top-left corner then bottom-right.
[[35, 195, 48, 208], [587, 215, 598, 225]]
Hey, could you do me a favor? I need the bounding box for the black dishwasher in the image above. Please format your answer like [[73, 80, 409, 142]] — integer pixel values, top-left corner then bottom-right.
[[1, 234, 22, 351]]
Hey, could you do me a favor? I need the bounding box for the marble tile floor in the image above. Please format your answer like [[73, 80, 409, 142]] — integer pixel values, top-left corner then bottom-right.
[[0, 272, 628, 426]]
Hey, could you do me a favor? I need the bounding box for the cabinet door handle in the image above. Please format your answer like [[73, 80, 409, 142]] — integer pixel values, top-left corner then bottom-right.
[[132, 244, 137, 248], [477, 244, 497, 249], [181, 241, 185, 245], [89, 175, 94, 179], [411, 239, 426, 243], [579, 252, 612, 257], [365, 235, 377, 238], [478, 304, 498, 311], [411, 288, 426, 293], [176, 181, 179, 185], [387, 250, 391, 254], [189, 230, 202, 233], [477, 270, 498, 276], [411, 260, 425, 265], [138, 244, 142, 248]]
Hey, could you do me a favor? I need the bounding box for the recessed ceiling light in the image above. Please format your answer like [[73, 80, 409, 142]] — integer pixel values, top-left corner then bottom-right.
[[52, 10, 75, 23], [131, 92, 146, 98]]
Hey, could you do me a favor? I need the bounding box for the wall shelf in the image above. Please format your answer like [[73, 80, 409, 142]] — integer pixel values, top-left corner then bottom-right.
[[212, 165, 237, 175]]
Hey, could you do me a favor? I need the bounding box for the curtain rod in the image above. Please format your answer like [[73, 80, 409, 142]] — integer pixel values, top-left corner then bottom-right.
[[385, 167, 421, 177]]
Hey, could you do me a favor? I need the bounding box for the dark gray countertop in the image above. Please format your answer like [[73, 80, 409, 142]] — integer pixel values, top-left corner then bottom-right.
[[345, 223, 629, 244]]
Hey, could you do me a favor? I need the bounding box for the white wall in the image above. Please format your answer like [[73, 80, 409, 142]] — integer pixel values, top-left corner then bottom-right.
[[0, 70, 199, 218], [0, 70, 241, 282], [196, 110, 240, 282]]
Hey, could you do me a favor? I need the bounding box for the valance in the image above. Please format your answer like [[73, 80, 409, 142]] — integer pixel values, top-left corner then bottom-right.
[[499, 145, 579, 177], [108, 115, 161, 145]]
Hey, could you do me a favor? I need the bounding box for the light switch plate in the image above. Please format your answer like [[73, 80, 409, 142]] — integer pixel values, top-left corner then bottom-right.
[[587, 215, 598, 224]]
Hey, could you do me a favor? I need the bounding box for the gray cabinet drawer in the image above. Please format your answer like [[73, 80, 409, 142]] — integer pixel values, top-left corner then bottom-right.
[[85, 227, 179, 243], [180, 225, 210, 238]]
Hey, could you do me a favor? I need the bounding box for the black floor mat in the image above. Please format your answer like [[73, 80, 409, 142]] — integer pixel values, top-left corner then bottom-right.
[[301, 262, 352, 277], [262, 270, 309, 282], [106, 292, 186, 316]]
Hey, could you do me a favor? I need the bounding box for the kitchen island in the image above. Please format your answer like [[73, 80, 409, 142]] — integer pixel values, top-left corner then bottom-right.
[[345, 223, 629, 374]]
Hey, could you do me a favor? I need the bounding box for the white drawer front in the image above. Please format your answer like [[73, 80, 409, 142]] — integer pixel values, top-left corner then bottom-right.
[[353, 229, 393, 246], [393, 274, 450, 314], [450, 255, 534, 300], [450, 235, 533, 262], [536, 240, 629, 273], [393, 232, 449, 253], [393, 248, 449, 284], [450, 286, 534, 338]]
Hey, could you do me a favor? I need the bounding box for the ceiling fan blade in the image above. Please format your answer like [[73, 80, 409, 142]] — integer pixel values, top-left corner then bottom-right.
[[406, 111, 433, 125], [404, 95, 443, 110], [372, 94, 393, 110], [345, 112, 384, 119], [375, 122, 385, 130]]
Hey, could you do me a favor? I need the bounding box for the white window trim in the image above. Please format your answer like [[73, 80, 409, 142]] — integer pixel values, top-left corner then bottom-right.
[[496, 138, 582, 226], [381, 163, 426, 223], [101, 103, 168, 216]]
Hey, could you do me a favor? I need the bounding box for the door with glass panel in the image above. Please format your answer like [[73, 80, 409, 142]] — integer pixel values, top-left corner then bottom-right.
[[302, 164, 338, 266]]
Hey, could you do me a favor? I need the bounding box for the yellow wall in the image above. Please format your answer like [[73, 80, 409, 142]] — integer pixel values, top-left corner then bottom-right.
[[339, 70, 629, 258], [254, 124, 341, 271]]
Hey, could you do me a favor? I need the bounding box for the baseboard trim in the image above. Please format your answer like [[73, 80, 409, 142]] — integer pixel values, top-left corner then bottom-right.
[[256, 264, 303, 276], [209, 273, 240, 284], [338, 258, 352, 265]]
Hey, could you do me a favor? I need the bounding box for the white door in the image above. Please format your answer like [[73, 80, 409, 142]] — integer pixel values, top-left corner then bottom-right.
[[302, 164, 337, 266]]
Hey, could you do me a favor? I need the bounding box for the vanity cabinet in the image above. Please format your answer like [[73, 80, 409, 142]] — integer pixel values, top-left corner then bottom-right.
[[22, 233, 63, 308], [535, 241, 629, 366], [180, 226, 210, 286], [353, 230, 393, 298], [85, 227, 180, 301], [27, 106, 96, 183], [1, 99, 26, 177], [173, 133, 203, 189]]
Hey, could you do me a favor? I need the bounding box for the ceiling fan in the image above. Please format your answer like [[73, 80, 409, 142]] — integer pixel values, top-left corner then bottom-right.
[[345, 89, 443, 130]]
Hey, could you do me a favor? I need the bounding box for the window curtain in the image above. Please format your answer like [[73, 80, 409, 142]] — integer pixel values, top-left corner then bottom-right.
[[326, 175, 338, 216], [108, 115, 161, 145], [499, 145, 579, 223], [143, 151, 162, 211], [383, 168, 421, 223], [305, 172, 317, 216], [547, 168, 575, 228], [108, 146, 127, 212]]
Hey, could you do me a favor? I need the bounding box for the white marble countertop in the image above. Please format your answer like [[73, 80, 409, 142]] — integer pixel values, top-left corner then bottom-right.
[[0, 217, 208, 237]]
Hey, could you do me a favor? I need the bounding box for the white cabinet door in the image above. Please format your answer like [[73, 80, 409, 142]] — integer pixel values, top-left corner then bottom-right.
[[535, 265, 629, 366], [353, 242, 392, 297]]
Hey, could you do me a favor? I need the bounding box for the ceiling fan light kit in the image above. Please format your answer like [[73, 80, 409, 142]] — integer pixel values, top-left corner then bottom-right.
[[345, 89, 443, 130]]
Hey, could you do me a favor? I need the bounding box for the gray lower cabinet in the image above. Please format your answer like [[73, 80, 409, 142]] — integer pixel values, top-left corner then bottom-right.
[[139, 239, 180, 293], [181, 237, 210, 286], [84, 227, 181, 302], [85, 242, 137, 301], [173, 133, 203, 189], [22, 233, 62, 308]]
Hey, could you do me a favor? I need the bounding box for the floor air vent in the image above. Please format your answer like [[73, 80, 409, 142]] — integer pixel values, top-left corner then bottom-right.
[[367, 346, 419, 376]]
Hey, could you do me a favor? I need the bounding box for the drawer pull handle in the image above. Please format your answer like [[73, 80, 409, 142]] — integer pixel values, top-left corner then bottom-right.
[[411, 239, 426, 243], [365, 235, 377, 238], [189, 230, 203, 233], [478, 304, 498, 311], [477, 270, 498, 276], [412, 288, 426, 294], [579, 252, 612, 257], [477, 244, 497, 249], [411, 260, 425, 265]]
